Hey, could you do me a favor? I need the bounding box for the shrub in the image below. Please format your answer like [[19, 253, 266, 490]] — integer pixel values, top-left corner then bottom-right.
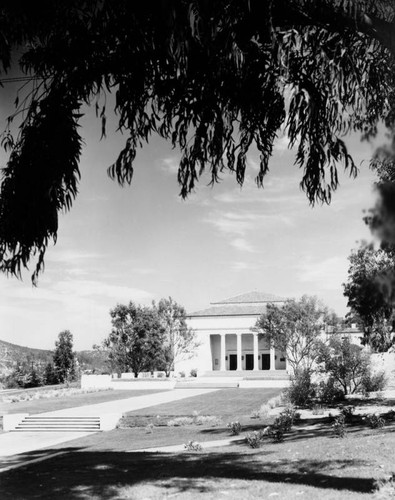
[[332, 414, 346, 438], [285, 369, 316, 407], [246, 431, 265, 448], [227, 421, 242, 435], [250, 410, 260, 419], [340, 405, 355, 423], [361, 371, 387, 394], [258, 404, 270, 419], [268, 396, 283, 409], [194, 415, 222, 426], [167, 417, 194, 426], [316, 377, 344, 405], [190, 368, 197, 377], [145, 423, 154, 434], [266, 407, 300, 443], [184, 440, 202, 451], [364, 413, 385, 429], [179, 371, 186, 378]]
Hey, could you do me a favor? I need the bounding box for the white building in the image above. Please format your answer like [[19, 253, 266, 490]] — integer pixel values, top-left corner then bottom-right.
[[178, 291, 288, 376]]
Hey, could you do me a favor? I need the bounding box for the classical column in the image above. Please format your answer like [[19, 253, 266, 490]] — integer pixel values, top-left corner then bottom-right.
[[270, 344, 276, 371], [220, 334, 226, 371], [237, 333, 242, 371], [253, 333, 259, 371]]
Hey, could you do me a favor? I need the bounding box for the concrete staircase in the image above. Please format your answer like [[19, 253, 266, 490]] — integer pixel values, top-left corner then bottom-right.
[[12, 415, 101, 432]]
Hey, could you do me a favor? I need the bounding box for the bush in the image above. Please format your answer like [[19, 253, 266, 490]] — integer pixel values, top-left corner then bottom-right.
[[266, 407, 300, 443], [361, 371, 387, 394], [246, 431, 265, 448], [332, 414, 346, 438], [184, 440, 202, 451], [285, 369, 316, 407], [190, 368, 197, 377], [227, 421, 242, 435], [340, 405, 355, 423], [364, 413, 385, 429], [167, 417, 194, 426], [316, 377, 344, 405]]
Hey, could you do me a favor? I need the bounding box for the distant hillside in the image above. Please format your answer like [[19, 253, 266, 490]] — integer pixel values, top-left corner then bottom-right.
[[0, 339, 53, 374], [0, 339, 109, 376]]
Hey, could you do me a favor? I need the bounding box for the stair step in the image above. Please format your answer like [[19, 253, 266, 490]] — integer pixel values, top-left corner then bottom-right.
[[11, 415, 102, 432]]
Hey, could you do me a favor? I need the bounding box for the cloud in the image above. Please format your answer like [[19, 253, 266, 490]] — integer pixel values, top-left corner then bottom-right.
[[231, 261, 258, 271], [230, 238, 255, 253], [160, 157, 180, 175], [296, 256, 348, 291]]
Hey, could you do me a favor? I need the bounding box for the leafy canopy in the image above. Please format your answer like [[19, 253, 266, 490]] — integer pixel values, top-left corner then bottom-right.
[[254, 295, 335, 371], [343, 243, 395, 351], [1, 1, 395, 281]]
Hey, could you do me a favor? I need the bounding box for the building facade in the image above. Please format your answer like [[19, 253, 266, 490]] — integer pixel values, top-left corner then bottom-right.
[[178, 291, 288, 376]]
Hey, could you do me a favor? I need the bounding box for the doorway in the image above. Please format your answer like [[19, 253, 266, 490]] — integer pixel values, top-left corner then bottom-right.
[[245, 354, 254, 370], [262, 354, 270, 370], [229, 354, 237, 371]]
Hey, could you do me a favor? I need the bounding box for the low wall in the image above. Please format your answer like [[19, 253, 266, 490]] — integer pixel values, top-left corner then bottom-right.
[[81, 374, 112, 389], [3, 413, 29, 431], [112, 380, 177, 390], [238, 379, 290, 389]]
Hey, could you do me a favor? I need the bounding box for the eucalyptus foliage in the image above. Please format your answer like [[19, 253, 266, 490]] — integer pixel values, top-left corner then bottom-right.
[[1, 1, 395, 281]]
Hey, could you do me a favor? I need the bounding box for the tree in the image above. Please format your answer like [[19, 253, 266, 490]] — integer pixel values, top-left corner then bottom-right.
[[1, 1, 395, 281], [343, 243, 395, 351], [155, 297, 199, 377], [43, 362, 59, 385], [53, 330, 77, 383], [254, 295, 335, 372], [316, 335, 371, 395], [103, 302, 165, 378]]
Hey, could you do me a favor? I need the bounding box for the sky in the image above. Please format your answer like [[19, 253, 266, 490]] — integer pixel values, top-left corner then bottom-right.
[[0, 83, 381, 351]]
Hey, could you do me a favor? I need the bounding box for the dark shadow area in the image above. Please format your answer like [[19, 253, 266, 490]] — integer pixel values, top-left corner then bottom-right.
[[0, 447, 375, 499]]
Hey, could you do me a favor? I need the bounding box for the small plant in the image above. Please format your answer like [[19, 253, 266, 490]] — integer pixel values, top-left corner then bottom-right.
[[340, 405, 355, 422], [167, 416, 194, 426], [364, 413, 385, 429], [227, 421, 242, 435], [179, 371, 186, 378], [190, 368, 197, 377], [184, 440, 202, 451], [268, 396, 283, 409], [332, 414, 346, 438], [145, 423, 154, 434], [195, 415, 222, 426], [245, 431, 265, 448]]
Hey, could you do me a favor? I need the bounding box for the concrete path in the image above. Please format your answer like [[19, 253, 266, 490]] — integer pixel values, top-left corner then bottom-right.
[[0, 388, 219, 464], [39, 387, 219, 416]]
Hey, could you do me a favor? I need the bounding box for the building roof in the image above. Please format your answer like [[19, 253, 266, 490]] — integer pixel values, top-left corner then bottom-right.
[[188, 304, 269, 318], [189, 291, 287, 317], [211, 291, 287, 305]]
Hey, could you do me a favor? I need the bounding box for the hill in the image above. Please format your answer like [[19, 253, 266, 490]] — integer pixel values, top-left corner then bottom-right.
[[0, 339, 53, 375], [0, 339, 109, 376]]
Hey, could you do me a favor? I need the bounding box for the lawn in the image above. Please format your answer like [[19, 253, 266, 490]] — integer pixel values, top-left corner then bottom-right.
[[125, 387, 281, 419], [0, 389, 170, 416], [1, 417, 395, 499]]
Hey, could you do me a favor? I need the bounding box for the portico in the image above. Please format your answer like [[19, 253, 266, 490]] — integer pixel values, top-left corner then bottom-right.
[[211, 332, 285, 371]]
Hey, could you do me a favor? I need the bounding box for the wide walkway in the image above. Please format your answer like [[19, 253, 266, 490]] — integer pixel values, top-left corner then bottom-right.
[[0, 388, 219, 463]]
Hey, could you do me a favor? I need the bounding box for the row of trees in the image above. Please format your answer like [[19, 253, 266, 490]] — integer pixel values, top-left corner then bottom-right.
[[98, 297, 198, 377], [3, 330, 77, 389]]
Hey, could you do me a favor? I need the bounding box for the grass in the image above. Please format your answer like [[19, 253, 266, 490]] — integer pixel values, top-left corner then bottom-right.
[[1, 419, 395, 499], [125, 388, 282, 419], [0, 389, 170, 416]]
